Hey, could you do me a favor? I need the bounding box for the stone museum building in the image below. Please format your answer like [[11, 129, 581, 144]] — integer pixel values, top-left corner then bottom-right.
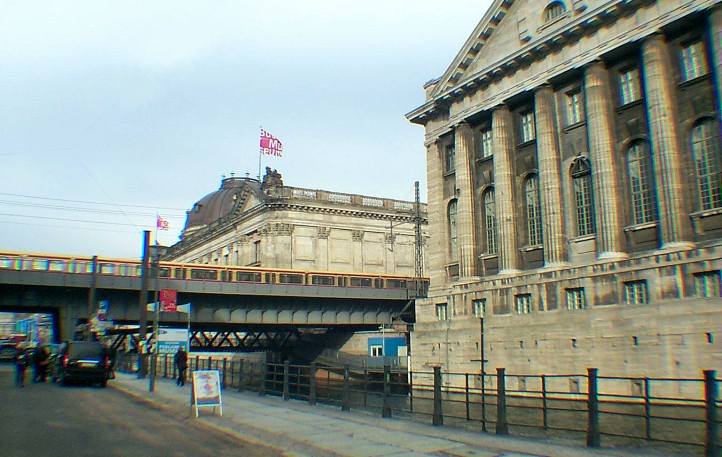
[[164, 168, 427, 279], [407, 0, 721, 379]]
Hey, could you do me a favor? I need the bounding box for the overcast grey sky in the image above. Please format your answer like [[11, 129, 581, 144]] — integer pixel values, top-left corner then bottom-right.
[[1, 0, 490, 258]]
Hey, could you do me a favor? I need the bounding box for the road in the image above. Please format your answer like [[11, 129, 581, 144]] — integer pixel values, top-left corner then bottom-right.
[[0, 364, 280, 457]]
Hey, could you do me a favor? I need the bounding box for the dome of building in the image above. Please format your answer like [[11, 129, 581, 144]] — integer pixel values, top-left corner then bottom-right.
[[182, 176, 261, 235]]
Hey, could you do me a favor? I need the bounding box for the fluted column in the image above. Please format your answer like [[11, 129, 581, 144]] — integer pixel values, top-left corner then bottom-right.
[[492, 105, 520, 273], [584, 60, 626, 258], [426, 141, 447, 289], [454, 122, 478, 277], [642, 33, 694, 247], [709, 6, 722, 126], [534, 85, 567, 265]]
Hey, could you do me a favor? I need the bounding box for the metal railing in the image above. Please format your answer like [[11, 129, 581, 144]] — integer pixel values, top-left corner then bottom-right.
[[117, 354, 720, 456]]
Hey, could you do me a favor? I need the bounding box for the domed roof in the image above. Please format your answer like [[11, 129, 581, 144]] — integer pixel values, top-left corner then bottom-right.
[[183, 177, 261, 235]]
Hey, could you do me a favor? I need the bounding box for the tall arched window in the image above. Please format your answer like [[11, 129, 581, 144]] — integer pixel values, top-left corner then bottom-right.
[[691, 120, 722, 210], [571, 157, 595, 236], [627, 142, 656, 224], [484, 190, 498, 254], [448, 200, 458, 260], [525, 176, 543, 245], [544, 1, 566, 22]]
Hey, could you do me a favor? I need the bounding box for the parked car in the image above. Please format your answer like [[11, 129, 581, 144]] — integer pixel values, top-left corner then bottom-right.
[[0, 341, 17, 361], [53, 341, 110, 387]]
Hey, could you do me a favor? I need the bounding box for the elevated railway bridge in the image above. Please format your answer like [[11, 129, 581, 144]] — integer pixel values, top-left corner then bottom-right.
[[0, 252, 427, 354]]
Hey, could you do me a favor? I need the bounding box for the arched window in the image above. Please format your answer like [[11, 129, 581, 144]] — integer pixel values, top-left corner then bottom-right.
[[627, 142, 656, 224], [571, 157, 595, 236], [525, 176, 543, 245], [448, 199, 458, 260], [484, 190, 498, 254], [691, 120, 722, 210], [544, 1, 566, 22]]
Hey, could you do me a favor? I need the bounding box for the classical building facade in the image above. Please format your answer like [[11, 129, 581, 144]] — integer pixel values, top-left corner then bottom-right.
[[407, 0, 722, 379], [164, 169, 427, 278]]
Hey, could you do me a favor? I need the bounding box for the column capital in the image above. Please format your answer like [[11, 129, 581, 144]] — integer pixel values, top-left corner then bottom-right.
[[534, 83, 553, 94], [453, 120, 472, 132], [642, 31, 667, 46]]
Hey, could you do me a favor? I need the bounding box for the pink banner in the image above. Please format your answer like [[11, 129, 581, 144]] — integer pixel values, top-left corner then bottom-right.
[[260, 128, 283, 157]]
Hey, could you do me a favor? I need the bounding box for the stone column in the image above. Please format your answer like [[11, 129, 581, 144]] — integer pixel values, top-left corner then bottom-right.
[[426, 141, 448, 289], [492, 105, 520, 273], [642, 33, 694, 247], [710, 5, 722, 122], [534, 85, 567, 265], [454, 121, 478, 277], [584, 60, 626, 258]]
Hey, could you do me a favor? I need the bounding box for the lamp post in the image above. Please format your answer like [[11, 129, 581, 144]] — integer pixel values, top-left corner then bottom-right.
[[148, 243, 164, 393], [470, 315, 487, 432]]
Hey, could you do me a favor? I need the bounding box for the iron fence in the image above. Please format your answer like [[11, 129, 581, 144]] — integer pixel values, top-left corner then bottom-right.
[[116, 354, 720, 457]]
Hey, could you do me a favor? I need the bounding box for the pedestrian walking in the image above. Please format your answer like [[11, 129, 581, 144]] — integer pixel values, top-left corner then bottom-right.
[[174, 346, 188, 386], [33, 345, 50, 383], [14, 344, 28, 388]]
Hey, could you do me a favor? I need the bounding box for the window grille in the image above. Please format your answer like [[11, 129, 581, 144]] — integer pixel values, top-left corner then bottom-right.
[[544, 1, 566, 22], [624, 280, 648, 305], [484, 190, 498, 254], [479, 129, 493, 159], [525, 176, 543, 246], [515, 294, 532, 314], [619, 68, 641, 105], [566, 89, 584, 125], [473, 298, 486, 318], [445, 144, 456, 173], [627, 142, 655, 224], [694, 271, 721, 298], [680, 41, 708, 82], [520, 112, 536, 143], [448, 200, 458, 260], [691, 120, 722, 211], [571, 157, 595, 236], [435, 303, 448, 321], [566, 288, 586, 310]]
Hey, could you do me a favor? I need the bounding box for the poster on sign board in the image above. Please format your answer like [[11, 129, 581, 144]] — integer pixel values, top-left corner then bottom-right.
[[192, 370, 223, 417]]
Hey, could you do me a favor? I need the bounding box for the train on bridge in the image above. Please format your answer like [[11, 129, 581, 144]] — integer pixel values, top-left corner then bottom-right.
[[0, 251, 428, 293]]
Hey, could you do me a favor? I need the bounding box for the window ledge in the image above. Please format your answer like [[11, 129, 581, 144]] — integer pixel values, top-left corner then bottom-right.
[[563, 121, 586, 132], [475, 155, 493, 164], [690, 207, 722, 219], [570, 234, 596, 243], [679, 73, 710, 88], [442, 170, 456, 178], [517, 139, 536, 148], [624, 221, 658, 233], [537, 12, 570, 33], [478, 253, 499, 260], [616, 98, 644, 112], [519, 244, 543, 252]]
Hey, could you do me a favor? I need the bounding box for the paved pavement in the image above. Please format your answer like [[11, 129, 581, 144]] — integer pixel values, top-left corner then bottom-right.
[[111, 372, 678, 457]]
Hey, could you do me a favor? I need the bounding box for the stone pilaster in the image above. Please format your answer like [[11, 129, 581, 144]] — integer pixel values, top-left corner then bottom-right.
[[709, 6, 722, 128], [454, 122, 478, 278], [584, 60, 626, 258], [642, 33, 694, 247], [492, 105, 520, 273], [534, 85, 567, 265], [426, 141, 447, 290]]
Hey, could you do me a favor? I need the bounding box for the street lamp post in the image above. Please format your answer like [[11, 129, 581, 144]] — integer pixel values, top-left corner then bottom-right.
[[149, 245, 161, 393]]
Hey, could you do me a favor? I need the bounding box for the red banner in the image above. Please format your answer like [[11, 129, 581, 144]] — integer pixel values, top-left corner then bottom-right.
[[260, 128, 283, 157], [160, 289, 177, 312]]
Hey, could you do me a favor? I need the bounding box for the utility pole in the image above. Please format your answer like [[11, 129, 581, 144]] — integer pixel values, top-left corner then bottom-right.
[[149, 244, 161, 392], [414, 181, 424, 296], [138, 230, 150, 378], [86, 255, 98, 340]]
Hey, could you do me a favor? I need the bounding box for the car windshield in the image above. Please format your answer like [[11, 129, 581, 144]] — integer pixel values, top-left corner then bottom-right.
[[68, 343, 105, 359]]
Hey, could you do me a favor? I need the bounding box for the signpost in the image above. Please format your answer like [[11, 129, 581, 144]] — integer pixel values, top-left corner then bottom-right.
[[160, 289, 177, 312], [192, 370, 223, 417], [156, 328, 188, 354]]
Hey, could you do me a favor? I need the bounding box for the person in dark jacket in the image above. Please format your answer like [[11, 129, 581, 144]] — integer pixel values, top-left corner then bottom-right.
[[14, 345, 29, 388], [174, 346, 188, 386], [33, 345, 50, 383]]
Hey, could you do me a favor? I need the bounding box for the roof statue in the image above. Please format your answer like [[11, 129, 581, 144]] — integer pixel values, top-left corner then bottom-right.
[[262, 167, 283, 189]]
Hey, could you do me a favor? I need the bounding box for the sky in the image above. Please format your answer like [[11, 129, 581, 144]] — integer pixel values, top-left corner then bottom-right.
[[1, 0, 491, 259]]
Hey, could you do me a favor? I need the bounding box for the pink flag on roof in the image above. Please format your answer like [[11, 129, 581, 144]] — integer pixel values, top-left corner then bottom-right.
[[259, 128, 283, 157]]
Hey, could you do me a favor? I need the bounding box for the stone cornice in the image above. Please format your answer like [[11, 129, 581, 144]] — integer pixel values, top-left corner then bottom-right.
[[418, 0, 718, 145]]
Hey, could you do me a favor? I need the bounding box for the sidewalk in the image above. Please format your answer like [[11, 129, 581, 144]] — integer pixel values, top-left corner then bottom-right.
[[111, 372, 676, 457]]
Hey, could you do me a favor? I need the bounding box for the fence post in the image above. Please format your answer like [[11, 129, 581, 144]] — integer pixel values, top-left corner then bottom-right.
[[481, 370, 487, 432], [195, 355, 199, 372], [283, 360, 290, 400], [207, 356, 212, 371], [586, 368, 600, 448], [363, 368, 368, 408], [237, 359, 244, 391], [222, 359, 227, 389], [496, 368, 508, 435], [644, 377, 651, 441], [409, 369, 414, 413], [163, 354, 168, 379], [259, 358, 267, 396], [342, 364, 350, 411], [309, 363, 317, 405], [382, 365, 392, 418], [465, 373, 470, 420], [432, 366, 443, 426], [704, 370, 719, 457], [542, 374, 548, 430]]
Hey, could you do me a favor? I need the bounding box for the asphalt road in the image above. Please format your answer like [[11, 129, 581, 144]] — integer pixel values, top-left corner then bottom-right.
[[0, 364, 280, 457]]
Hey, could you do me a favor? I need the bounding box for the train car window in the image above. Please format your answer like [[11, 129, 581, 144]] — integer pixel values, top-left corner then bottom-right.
[[190, 269, 218, 280], [220, 271, 228, 281], [374, 278, 382, 288], [0, 257, 17, 269], [311, 275, 336, 286], [236, 272, 262, 282], [77, 262, 93, 273], [174, 268, 184, 279], [385, 279, 407, 289], [99, 263, 115, 274], [158, 267, 171, 278], [350, 277, 372, 287], [278, 273, 303, 284], [48, 260, 65, 272], [31, 259, 49, 270], [264, 273, 272, 284]]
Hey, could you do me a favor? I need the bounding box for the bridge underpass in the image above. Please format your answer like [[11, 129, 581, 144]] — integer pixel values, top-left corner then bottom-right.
[[0, 268, 418, 358]]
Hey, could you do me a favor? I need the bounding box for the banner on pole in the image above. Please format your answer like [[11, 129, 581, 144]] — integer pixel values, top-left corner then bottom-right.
[[156, 215, 169, 231], [192, 370, 223, 417], [160, 289, 177, 312], [259, 128, 283, 157]]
